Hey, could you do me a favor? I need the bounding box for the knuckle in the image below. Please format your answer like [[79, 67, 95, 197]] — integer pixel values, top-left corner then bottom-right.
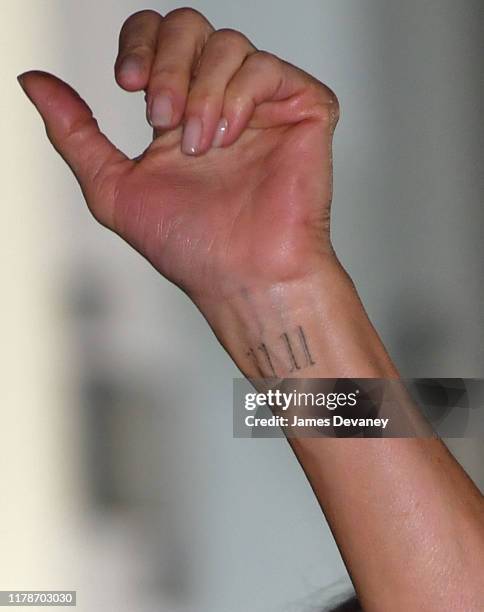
[[306, 82, 340, 127], [318, 105, 336, 128], [322, 95, 340, 127], [121, 9, 160, 33], [60, 115, 98, 148], [329, 98, 340, 124], [225, 90, 250, 113], [166, 7, 208, 25], [251, 50, 280, 72], [129, 8, 160, 21], [324, 85, 340, 110], [212, 28, 250, 48]]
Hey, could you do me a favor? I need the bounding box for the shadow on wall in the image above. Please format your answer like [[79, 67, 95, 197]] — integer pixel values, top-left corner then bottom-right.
[[66, 267, 193, 604]]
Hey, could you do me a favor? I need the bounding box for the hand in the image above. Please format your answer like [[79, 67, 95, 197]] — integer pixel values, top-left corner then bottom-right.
[[19, 14, 484, 611], [19, 8, 339, 303]]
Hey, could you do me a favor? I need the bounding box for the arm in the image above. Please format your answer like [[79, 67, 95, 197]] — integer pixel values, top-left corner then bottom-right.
[[18, 8, 484, 610], [200, 265, 484, 611]]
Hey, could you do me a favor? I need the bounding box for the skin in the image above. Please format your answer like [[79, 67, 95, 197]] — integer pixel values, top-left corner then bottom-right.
[[18, 8, 484, 611]]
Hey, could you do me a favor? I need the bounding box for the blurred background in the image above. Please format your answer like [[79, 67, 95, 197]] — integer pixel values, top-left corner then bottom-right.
[[2, 1, 483, 610]]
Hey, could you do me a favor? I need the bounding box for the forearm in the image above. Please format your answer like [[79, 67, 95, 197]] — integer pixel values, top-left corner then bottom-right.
[[300, 438, 484, 611], [196, 258, 484, 611]]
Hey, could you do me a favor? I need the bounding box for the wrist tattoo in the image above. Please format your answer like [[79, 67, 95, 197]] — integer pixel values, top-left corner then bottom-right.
[[257, 343, 277, 377], [246, 325, 315, 377]]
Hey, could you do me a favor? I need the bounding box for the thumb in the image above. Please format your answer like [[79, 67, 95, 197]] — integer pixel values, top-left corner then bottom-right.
[[18, 70, 131, 228]]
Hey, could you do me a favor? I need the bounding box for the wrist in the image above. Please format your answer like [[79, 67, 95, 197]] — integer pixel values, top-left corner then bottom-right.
[[194, 256, 399, 379]]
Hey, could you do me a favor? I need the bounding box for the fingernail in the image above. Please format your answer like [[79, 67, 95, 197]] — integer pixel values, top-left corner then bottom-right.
[[17, 73, 33, 101], [182, 117, 203, 155], [119, 54, 142, 75], [150, 94, 173, 128], [17, 73, 26, 90], [212, 118, 228, 148]]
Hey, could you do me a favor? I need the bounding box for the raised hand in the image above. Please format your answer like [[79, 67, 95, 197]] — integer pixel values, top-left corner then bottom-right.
[[18, 14, 484, 612], [18, 8, 339, 303]]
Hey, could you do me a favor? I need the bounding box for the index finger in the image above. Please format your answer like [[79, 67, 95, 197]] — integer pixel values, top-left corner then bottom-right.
[[115, 10, 162, 92]]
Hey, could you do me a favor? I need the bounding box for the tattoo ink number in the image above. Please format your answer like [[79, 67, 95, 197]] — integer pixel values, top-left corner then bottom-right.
[[281, 332, 301, 371], [247, 326, 315, 376], [297, 326, 315, 366], [280, 326, 316, 373], [257, 343, 277, 377]]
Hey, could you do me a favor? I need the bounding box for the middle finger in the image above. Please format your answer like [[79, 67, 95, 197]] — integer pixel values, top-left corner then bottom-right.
[[147, 8, 214, 130]]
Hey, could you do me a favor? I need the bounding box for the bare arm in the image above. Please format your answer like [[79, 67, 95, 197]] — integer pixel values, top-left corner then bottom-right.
[[200, 259, 484, 611], [19, 8, 484, 610]]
